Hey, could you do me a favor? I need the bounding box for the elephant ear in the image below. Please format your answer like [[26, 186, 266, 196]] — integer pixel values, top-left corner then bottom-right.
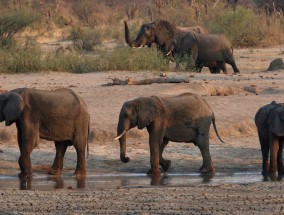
[[137, 97, 162, 130], [3, 92, 25, 126], [269, 106, 284, 136]]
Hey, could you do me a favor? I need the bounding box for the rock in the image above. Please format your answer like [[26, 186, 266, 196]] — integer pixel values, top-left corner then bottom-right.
[[267, 58, 284, 71]]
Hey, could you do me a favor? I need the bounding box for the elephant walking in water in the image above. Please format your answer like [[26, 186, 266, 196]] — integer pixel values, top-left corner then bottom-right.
[[0, 88, 90, 179], [255, 101, 284, 180], [115, 93, 224, 175]]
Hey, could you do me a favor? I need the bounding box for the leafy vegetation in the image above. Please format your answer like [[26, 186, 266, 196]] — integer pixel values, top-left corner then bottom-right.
[[0, 0, 283, 73]]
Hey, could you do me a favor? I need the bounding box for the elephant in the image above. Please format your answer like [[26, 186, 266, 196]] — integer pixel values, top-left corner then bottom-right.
[[115, 93, 224, 175], [255, 101, 284, 180], [0, 88, 90, 179], [168, 32, 240, 74], [124, 19, 210, 69]]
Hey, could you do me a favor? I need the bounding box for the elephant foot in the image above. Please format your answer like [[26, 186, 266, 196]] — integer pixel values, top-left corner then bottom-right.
[[48, 167, 62, 175], [199, 165, 215, 174], [269, 170, 277, 181], [74, 169, 86, 177], [147, 168, 161, 176], [160, 160, 171, 172], [18, 172, 32, 179]]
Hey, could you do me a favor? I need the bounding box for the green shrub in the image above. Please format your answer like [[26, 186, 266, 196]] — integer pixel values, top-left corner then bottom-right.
[[0, 10, 38, 49], [96, 47, 169, 71], [204, 6, 265, 47], [0, 44, 43, 73]]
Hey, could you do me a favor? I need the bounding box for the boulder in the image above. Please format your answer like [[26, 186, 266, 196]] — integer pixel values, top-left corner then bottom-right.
[[267, 58, 284, 71]]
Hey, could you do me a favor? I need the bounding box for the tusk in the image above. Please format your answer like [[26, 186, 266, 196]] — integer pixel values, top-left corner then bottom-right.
[[166, 50, 172, 56], [132, 45, 144, 49], [114, 130, 127, 140]]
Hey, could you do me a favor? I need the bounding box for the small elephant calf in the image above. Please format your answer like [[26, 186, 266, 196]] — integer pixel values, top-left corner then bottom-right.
[[255, 101, 284, 180], [0, 88, 90, 179]]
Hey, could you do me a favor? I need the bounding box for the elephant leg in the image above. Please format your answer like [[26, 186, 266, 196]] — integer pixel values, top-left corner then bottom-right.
[[159, 138, 171, 172], [49, 141, 69, 175], [195, 135, 214, 174], [277, 139, 284, 175], [220, 62, 228, 74], [227, 56, 240, 74], [18, 149, 33, 179], [147, 124, 164, 175], [269, 133, 279, 180], [260, 140, 269, 177], [17, 125, 38, 179], [73, 138, 87, 177]]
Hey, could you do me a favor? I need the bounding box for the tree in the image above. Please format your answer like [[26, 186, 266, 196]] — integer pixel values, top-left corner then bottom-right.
[[0, 10, 37, 48]]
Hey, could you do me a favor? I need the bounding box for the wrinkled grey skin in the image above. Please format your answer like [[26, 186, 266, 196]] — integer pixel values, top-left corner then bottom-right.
[[0, 88, 90, 179], [116, 93, 223, 175], [255, 101, 284, 180], [170, 32, 240, 74]]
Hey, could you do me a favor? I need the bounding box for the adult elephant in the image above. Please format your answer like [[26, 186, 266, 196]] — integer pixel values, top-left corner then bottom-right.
[[168, 32, 240, 74], [115, 93, 224, 175], [255, 101, 284, 180], [0, 88, 90, 179], [124, 19, 208, 58]]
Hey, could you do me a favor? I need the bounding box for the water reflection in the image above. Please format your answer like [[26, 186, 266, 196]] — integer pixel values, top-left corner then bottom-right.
[[19, 175, 86, 190], [0, 171, 264, 191]]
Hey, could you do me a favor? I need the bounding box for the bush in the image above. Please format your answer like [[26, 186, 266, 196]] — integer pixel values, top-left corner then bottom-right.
[[0, 44, 43, 73], [204, 6, 265, 47], [0, 10, 38, 49], [96, 47, 169, 71], [70, 27, 102, 51]]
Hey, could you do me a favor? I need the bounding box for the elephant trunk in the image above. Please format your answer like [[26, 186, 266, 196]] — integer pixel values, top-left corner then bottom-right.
[[116, 116, 130, 163], [124, 20, 143, 48], [119, 134, 130, 163], [124, 20, 133, 48]]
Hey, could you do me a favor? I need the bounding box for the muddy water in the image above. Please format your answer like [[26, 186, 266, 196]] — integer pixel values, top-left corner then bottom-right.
[[0, 172, 266, 191]]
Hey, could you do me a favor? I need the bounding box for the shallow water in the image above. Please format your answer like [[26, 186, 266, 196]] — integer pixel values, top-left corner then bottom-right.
[[0, 172, 267, 191]]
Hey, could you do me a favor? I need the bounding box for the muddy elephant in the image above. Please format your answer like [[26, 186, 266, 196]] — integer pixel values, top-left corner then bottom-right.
[[115, 93, 223, 175], [0, 88, 90, 179], [255, 101, 284, 180], [168, 32, 240, 74], [124, 20, 208, 55]]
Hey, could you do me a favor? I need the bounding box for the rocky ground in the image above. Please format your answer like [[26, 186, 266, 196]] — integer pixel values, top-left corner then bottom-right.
[[0, 46, 284, 214]]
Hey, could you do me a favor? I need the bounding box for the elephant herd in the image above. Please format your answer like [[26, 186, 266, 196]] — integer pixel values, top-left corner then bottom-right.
[[0, 20, 281, 181], [124, 19, 240, 74], [0, 87, 282, 181]]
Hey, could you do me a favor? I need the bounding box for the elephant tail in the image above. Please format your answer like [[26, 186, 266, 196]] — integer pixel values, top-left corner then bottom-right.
[[212, 114, 224, 143], [87, 123, 90, 158]]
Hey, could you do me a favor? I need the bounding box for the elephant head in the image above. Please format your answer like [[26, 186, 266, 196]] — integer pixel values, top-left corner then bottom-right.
[[115, 97, 165, 163], [0, 91, 25, 126], [169, 32, 199, 60], [124, 20, 177, 53], [268, 103, 284, 136], [124, 20, 156, 48]]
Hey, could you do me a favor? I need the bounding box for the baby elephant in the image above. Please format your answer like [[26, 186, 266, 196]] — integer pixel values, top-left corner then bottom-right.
[[0, 88, 90, 179], [255, 101, 284, 180], [115, 93, 223, 175]]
